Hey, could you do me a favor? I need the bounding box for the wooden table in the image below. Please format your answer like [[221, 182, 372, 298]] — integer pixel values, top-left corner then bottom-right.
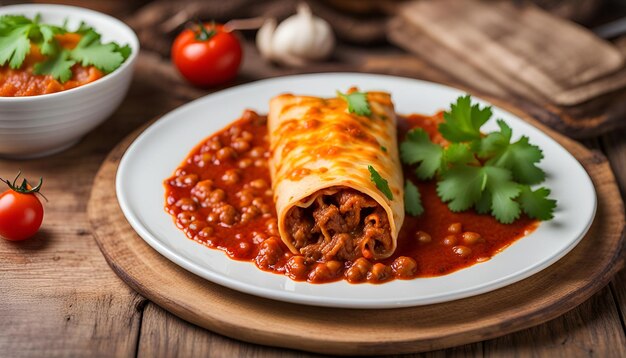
[[2, 21, 626, 358]]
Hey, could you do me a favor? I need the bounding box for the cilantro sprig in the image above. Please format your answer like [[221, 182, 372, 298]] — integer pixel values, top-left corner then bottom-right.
[[0, 15, 64, 69], [400, 95, 556, 224], [337, 90, 372, 117], [404, 181, 423, 216], [368, 165, 393, 200], [0, 14, 131, 83]]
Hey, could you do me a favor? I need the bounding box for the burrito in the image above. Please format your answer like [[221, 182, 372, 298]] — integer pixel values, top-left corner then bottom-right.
[[268, 89, 405, 262]]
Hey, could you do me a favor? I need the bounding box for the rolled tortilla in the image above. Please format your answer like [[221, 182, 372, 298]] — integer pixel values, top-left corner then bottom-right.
[[268, 89, 404, 261]]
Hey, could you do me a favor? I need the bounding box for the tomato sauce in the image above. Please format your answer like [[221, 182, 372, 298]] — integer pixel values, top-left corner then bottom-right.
[[0, 33, 103, 97], [164, 111, 538, 284]]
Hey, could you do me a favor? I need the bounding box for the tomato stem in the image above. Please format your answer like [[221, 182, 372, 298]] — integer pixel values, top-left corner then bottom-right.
[[1, 171, 47, 201], [195, 21, 217, 41]]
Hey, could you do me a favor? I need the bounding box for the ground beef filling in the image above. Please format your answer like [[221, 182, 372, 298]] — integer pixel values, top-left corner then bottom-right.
[[285, 188, 393, 262]]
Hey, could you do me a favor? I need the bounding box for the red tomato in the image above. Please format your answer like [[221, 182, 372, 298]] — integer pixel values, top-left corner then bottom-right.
[[172, 23, 242, 87], [0, 175, 44, 241], [0, 190, 44, 241]]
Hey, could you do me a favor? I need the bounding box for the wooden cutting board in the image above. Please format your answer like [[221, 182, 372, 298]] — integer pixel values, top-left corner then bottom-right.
[[397, 0, 624, 105], [388, 0, 626, 138], [87, 99, 625, 355]]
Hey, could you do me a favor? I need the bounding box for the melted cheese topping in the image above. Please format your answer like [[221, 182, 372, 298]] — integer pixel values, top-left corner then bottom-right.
[[268, 90, 405, 258]]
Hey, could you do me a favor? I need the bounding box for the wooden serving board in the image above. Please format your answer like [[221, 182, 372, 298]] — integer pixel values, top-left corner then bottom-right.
[[87, 100, 625, 356]]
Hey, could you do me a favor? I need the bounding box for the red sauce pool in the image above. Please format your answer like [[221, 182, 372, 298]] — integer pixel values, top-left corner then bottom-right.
[[164, 110, 538, 284]]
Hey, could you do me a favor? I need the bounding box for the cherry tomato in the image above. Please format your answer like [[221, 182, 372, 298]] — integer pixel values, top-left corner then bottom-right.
[[172, 22, 243, 87], [0, 173, 45, 241]]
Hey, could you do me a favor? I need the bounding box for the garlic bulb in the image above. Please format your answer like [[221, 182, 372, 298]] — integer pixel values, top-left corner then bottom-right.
[[256, 3, 335, 67]]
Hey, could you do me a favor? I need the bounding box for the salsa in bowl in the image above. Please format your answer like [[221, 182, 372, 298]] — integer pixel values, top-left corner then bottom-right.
[[0, 4, 139, 158]]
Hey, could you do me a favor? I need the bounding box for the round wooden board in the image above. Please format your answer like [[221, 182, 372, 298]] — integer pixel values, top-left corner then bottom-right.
[[88, 101, 625, 356]]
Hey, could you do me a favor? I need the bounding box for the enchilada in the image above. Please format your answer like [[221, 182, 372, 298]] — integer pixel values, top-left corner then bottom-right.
[[268, 90, 405, 261]]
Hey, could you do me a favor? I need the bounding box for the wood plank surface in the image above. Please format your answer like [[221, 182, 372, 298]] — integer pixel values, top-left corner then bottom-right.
[[137, 302, 485, 358], [399, 0, 624, 104], [137, 303, 316, 358], [601, 128, 626, 341], [484, 286, 626, 357], [387, 17, 545, 104], [602, 129, 626, 198], [0, 224, 144, 358], [0, 100, 147, 357]]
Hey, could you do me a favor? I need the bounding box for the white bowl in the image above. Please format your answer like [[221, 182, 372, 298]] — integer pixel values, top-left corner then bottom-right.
[[0, 4, 139, 159]]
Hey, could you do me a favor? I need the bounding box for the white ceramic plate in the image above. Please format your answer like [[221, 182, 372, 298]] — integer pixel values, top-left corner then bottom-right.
[[116, 73, 596, 309]]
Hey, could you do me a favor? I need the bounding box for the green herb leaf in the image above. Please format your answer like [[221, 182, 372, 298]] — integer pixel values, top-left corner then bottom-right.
[[483, 166, 521, 224], [437, 165, 485, 212], [477, 119, 545, 185], [0, 15, 32, 33], [475, 190, 492, 214], [114, 43, 132, 61], [38, 24, 65, 56], [69, 29, 124, 74], [439, 95, 492, 142], [0, 15, 64, 69], [0, 15, 130, 82], [33, 49, 75, 83], [437, 165, 520, 223], [72, 21, 93, 34], [404, 180, 423, 216], [475, 119, 512, 157], [400, 128, 443, 180], [337, 90, 372, 117], [368, 165, 393, 200], [0, 24, 32, 69], [38, 25, 58, 56], [488, 137, 545, 185], [442, 142, 478, 168], [518, 186, 556, 220]]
